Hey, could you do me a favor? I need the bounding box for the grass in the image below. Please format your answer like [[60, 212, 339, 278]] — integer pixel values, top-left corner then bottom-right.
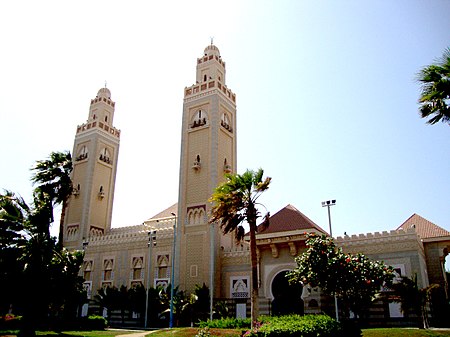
[[0, 329, 144, 337], [2, 327, 450, 337], [362, 328, 450, 337], [144, 328, 241, 337]]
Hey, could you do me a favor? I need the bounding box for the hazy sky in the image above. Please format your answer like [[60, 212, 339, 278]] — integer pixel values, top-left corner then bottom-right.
[[1, 1, 449, 251]]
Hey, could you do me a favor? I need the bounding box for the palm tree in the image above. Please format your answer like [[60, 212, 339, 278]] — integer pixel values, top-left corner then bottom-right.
[[209, 168, 271, 326], [390, 275, 439, 329], [418, 47, 450, 125], [31, 151, 73, 246], [0, 190, 57, 336]]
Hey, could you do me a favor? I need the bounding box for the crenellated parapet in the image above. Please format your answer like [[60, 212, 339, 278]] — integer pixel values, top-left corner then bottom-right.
[[76, 121, 120, 138], [336, 228, 424, 255], [221, 245, 250, 266], [86, 217, 175, 247], [184, 80, 236, 103]]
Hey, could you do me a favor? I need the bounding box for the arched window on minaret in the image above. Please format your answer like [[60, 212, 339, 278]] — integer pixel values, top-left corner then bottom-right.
[[193, 154, 201, 170], [224, 158, 232, 173], [190, 109, 208, 128], [73, 183, 81, 197], [99, 148, 111, 164], [221, 112, 232, 132], [76, 145, 88, 161], [203, 74, 207, 82]]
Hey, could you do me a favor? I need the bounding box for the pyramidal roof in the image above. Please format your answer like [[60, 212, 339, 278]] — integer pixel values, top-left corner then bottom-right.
[[396, 213, 450, 239], [149, 203, 178, 220], [257, 204, 327, 235]]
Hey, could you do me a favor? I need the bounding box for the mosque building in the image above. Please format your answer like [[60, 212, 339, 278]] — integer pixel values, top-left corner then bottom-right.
[[63, 44, 450, 322]]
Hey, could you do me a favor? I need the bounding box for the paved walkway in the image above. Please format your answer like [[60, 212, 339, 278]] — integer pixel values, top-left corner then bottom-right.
[[114, 332, 150, 337], [108, 328, 159, 337]]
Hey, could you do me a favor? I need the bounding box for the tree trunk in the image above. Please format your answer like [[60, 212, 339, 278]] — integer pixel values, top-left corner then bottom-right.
[[58, 198, 68, 247], [248, 204, 259, 328]]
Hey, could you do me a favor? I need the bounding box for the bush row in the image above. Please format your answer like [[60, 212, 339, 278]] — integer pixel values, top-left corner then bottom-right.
[[0, 314, 107, 332], [199, 315, 361, 337]]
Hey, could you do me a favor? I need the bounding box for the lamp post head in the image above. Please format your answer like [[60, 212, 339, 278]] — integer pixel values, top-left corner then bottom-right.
[[322, 199, 336, 207]]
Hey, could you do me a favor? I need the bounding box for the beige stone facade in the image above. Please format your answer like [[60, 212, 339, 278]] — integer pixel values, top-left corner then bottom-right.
[[64, 45, 449, 322]]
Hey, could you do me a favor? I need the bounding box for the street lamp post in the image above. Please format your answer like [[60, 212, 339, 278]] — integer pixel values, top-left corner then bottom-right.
[[321, 199, 339, 322], [144, 230, 156, 328], [169, 212, 177, 328]]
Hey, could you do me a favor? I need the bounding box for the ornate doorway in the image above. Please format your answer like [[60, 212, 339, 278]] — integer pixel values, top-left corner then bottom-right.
[[271, 270, 303, 316]]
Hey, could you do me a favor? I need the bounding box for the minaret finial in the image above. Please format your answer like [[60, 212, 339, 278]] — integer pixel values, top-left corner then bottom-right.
[[104, 81, 107, 88], [210, 36, 214, 45]]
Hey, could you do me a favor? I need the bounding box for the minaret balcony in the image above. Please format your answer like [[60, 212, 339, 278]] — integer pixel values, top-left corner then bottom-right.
[[184, 80, 236, 103], [191, 118, 207, 129], [221, 121, 233, 132], [75, 153, 88, 161]]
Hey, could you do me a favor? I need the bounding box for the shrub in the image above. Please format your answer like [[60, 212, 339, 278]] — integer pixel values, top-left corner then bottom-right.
[[0, 314, 22, 330], [81, 315, 108, 330], [244, 315, 342, 337], [198, 317, 251, 329], [195, 326, 211, 337]]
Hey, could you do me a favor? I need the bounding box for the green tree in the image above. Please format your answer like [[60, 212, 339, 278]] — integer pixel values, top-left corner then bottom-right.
[[94, 286, 122, 322], [288, 234, 394, 319], [48, 248, 86, 323], [0, 190, 84, 336], [31, 151, 73, 246], [390, 275, 439, 329], [0, 151, 81, 336], [128, 284, 146, 324], [0, 191, 29, 317], [417, 47, 450, 125], [209, 168, 271, 326]]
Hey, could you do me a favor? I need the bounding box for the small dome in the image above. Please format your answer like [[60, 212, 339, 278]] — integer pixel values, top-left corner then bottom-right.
[[97, 87, 111, 99], [204, 44, 220, 58]]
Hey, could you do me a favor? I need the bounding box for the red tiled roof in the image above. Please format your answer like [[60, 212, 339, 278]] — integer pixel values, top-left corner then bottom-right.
[[149, 203, 178, 220], [257, 204, 327, 235], [396, 213, 450, 239]]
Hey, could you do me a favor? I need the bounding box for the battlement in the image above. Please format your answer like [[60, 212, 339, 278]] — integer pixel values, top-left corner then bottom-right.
[[222, 244, 250, 258], [184, 80, 236, 103], [77, 121, 120, 138], [87, 221, 174, 246], [90, 96, 115, 107], [197, 54, 225, 67], [336, 228, 420, 246]]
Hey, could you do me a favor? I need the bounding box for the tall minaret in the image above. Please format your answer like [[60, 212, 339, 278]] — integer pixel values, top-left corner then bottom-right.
[[63, 87, 120, 250], [176, 44, 237, 296]]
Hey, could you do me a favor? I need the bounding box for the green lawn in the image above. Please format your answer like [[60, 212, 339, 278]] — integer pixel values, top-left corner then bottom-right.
[[362, 328, 450, 337], [0, 330, 143, 337], [2, 327, 450, 337]]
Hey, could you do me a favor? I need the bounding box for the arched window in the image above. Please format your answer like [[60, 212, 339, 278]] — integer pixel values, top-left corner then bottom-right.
[[99, 148, 111, 164], [76, 145, 88, 161], [190, 109, 208, 128], [221, 112, 232, 132]]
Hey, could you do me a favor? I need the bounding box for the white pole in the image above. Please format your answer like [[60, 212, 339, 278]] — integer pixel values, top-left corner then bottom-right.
[[210, 222, 215, 320], [169, 214, 177, 328]]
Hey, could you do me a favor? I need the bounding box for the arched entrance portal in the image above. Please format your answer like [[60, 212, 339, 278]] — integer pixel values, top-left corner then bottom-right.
[[271, 270, 304, 316]]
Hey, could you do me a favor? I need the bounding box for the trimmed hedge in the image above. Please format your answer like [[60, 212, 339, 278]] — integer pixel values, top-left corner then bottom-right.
[[245, 315, 361, 337], [199, 317, 251, 329], [81, 315, 108, 330], [199, 315, 361, 337]]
